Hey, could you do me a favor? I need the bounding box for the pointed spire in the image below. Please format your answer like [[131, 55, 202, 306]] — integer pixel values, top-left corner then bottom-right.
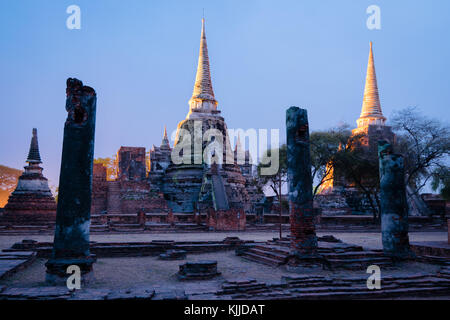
[[357, 42, 386, 128], [191, 18, 216, 103], [26, 128, 42, 164], [234, 134, 242, 152], [161, 125, 170, 147]]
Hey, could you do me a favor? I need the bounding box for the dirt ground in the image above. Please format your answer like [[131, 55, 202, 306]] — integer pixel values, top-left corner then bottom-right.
[[0, 250, 443, 291], [0, 231, 447, 293]]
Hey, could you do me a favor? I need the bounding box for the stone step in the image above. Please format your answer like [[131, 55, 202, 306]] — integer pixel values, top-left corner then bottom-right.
[[254, 245, 290, 256], [219, 275, 450, 300], [219, 284, 268, 295], [318, 246, 364, 254], [247, 248, 288, 262], [325, 256, 391, 265], [325, 260, 392, 271], [287, 286, 450, 300], [415, 255, 450, 265], [223, 285, 450, 300], [111, 223, 142, 228], [240, 252, 284, 267], [388, 277, 450, 288], [283, 275, 450, 289], [321, 250, 385, 259]]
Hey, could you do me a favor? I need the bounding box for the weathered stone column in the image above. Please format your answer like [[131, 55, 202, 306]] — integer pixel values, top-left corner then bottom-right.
[[46, 78, 97, 284], [378, 140, 410, 259], [286, 107, 318, 257]]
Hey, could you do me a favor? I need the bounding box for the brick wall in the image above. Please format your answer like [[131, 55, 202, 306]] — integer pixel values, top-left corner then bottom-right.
[[207, 208, 246, 231]]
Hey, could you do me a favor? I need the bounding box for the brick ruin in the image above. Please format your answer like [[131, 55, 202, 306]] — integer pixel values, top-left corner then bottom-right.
[[1, 39, 443, 232], [89, 19, 263, 231], [91, 146, 170, 218]]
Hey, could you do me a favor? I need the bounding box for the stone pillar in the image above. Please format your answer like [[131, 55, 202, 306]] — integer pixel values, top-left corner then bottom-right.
[[138, 209, 146, 227], [448, 219, 450, 245], [46, 78, 97, 284], [286, 107, 318, 257], [378, 141, 410, 259]]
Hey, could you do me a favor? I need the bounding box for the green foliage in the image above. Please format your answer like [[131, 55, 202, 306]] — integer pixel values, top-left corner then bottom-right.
[[310, 125, 352, 195], [257, 144, 287, 198], [431, 166, 450, 201], [94, 156, 117, 180], [332, 136, 381, 220]]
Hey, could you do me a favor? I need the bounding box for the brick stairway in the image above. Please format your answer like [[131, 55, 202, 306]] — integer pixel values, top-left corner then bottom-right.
[[239, 244, 289, 266], [238, 238, 393, 270], [191, 274, 450, 300], [106, 181, 122, 215], [211, 174, 229, 210]]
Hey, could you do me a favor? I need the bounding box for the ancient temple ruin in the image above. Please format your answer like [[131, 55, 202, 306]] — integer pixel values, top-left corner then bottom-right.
[[90, 19, 260, 230], [161, 18, 250, 217], [2, 128, 56, 225], [316, 42, 395, 214]]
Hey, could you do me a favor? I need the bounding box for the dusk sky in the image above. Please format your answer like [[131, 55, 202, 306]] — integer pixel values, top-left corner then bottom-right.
[[1, 0, 449, 189]]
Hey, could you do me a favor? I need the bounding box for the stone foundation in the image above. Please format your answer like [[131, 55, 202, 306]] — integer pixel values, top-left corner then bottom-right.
[[177, 260, 221, 280], [206, 208, 246, 231]]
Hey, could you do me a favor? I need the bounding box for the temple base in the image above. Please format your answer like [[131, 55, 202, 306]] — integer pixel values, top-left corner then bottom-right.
[[383, 250, 416, 262], [286, 252, 325, 271], [45, 256, 96, 286]]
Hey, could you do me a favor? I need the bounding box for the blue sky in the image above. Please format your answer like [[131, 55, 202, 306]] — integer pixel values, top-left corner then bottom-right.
[[0, 0, 449, 189]]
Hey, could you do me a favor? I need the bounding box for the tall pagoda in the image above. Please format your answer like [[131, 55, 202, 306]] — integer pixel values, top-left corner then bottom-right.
[[3, 128, 57, 225], [162, 19, 250, 214]]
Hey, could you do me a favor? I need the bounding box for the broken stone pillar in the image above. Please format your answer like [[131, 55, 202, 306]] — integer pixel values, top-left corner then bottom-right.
[[286, 107, 318, 257], [46, 78, 97, 284], [448, 219, 450, 244], [378, 141, 411, 259]]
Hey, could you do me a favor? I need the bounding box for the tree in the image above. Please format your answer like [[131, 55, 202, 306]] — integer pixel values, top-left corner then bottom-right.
[[310, 125, 352, 196], [257, 144, 287, 239], [391, 107, 450, 193], [333, 136, 382, 221], [94, 156, 117, 180], [431, 166, 450, 201]]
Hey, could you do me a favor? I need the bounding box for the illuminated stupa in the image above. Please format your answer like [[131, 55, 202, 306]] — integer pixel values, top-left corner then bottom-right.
[[352, 42, 394, 153], [355, 42, 386, 129], [319, 42, 394, 195]]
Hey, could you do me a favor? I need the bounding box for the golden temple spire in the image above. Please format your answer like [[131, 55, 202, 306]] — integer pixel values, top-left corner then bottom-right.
[[357, 42, 386, 128], [189, 18, 217, 112]]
